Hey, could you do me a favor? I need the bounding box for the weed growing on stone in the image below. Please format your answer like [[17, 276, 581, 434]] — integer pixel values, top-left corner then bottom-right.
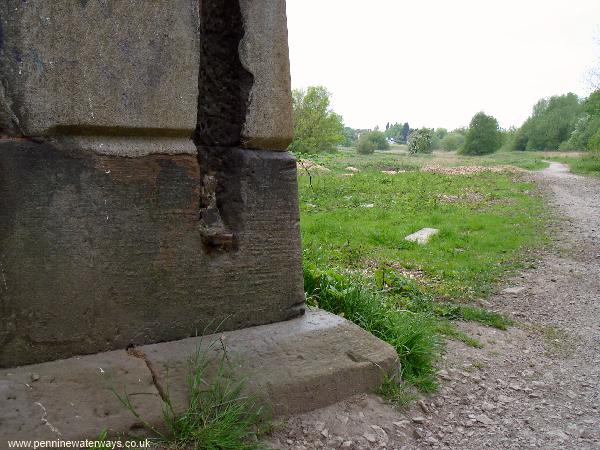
[[112, 343, 268, 450], [87, 430, 113, 450]]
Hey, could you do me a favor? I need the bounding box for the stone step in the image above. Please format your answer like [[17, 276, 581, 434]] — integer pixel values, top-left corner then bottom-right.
[[0, 310, 398, 442]]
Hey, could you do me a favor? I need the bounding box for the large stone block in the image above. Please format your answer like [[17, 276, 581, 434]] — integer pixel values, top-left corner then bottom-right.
[[0, 311, 398, 441], [0, 0, 293, 151], [0, 0, 199, 154], [0, 0, 301, 368], [239, 0, 294, 150], [140, 310, 400, 417], [0, 140, 304, 367], [0, 350, 163, 441]]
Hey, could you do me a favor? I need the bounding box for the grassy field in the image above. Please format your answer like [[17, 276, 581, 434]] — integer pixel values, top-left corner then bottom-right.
[[298, 146, 552, 173], [299, 149, 548, 300], [297, 148, 550, 392]]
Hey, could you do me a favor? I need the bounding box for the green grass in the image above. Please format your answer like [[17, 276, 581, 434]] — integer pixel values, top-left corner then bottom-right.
[[87, 430, 113, 450], [298, 149, 547, 398], [112, 343, 268, 450], [296, 147, 551, 172], [304, 267, 440, 392], [300, 165, 546, 300], [376, 376, 419, 409]]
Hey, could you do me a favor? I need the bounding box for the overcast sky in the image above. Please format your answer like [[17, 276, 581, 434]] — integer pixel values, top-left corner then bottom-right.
[[286, 0, 600, 131]]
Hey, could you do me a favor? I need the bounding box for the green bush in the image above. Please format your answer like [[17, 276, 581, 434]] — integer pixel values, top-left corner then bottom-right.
[[355, 131, 389, 154], [460, 112, 502, 155], [440, 132, 465, 151], [356, 134, 376, 154], [407, 128, 433, 155]]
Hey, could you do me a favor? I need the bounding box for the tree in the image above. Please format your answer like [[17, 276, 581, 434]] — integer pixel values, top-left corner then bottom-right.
[[512, 93, 582, 151], [561, 89, 600, 151], [460, 112, 502, 155], [356, 130, 389, 154], [430, 128, 448, 149], [434, 128, 448, 140], [402, 122, 410, 143], [288, 86, 344, 153], [342, 127, 359, 147], [368, 130, 389, 150], [407, 128, 433, 154], [384, 122, 404, 143]]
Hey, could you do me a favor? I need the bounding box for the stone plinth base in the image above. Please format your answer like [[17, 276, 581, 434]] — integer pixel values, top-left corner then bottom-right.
[[0, 310, 399, 442], [0, 139, 304, 367]]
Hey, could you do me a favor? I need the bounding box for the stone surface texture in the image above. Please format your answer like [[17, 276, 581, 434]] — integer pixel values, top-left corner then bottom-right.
[[0, 140, 304, 367], [0, 0, 293, 152], [141, 309, 399, 417], [0, 0, 304, 368], [0, 350, 163, 441], [0, 310, 399, 442], [0, 0, 199, 155], [239, 0, 294, 150]]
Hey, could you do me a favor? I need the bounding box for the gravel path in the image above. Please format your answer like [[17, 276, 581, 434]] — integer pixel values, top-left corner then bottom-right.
[[267, 163, 600, 449]]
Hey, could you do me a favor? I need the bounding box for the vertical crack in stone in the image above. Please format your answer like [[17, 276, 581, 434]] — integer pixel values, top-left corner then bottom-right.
[[127, 347, 168, 404], [194, 0, 253, 251]]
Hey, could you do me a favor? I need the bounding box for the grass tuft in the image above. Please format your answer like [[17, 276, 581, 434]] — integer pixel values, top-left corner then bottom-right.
[[376, 376, 419, 409], [436, 320, 483, 349], [304, 266, 440, 392], [112, 342, 268, 450]]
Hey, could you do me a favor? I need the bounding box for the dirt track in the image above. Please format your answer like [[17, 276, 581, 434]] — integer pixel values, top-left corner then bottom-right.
[[268, 163, 600, 449]]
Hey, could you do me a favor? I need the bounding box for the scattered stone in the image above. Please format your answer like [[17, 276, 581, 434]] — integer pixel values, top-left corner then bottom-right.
[[345, 166, 360, 173], [412, 416, 426, 424], [546, 430, 568, 440], [498, 394, 513, 403], [417, 400, 430, 414], [370, 424, 388, 441], [30, 373, 40, 382], [361, 203, 375, 208], [405, 228, 439, 245], [297, 160, 331, 174], [363, 432, 377, 443], [413, 428, 425, 439], [481, 402, 495, 412], [421, 165, 523, 175], [438, 369, 452, 380], [580, 429, 592, 439], [393, 420, 410, 427], [503, 286, 526, 295]]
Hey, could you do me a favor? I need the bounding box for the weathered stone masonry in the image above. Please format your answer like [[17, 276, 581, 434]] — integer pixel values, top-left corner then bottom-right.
[[0, 0, 304, 368]]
